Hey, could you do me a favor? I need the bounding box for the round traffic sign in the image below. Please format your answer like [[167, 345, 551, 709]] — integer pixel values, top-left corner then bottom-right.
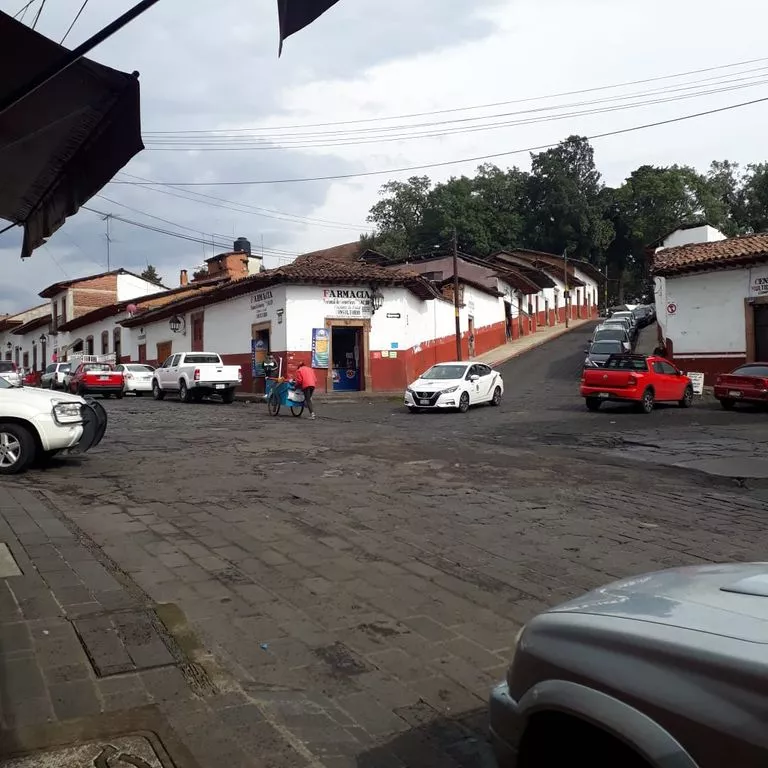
[[666, 302, 677, 315]]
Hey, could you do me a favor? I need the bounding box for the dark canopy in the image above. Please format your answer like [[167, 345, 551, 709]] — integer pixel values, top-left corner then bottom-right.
[[278, 0, 341, 53], [0, 11, 143, 259]]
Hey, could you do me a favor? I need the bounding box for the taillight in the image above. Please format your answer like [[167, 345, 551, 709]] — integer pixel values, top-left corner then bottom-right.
[[125, 373, 133, 379], [194, 368, 200, 381], [237, 367, 242, 382], [716, 376, 723, 385]]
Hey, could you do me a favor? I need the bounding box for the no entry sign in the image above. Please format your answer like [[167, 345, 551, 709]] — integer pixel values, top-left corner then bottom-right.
[[666, 302, 677, 315]]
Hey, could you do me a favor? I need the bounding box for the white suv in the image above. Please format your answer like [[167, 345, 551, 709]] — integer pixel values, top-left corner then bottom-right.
[[0, 376, 108, 474], [0, 361, 21, 387], [41, 362, 72, 390]]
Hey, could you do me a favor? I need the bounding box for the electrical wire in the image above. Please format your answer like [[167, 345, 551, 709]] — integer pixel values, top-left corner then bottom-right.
[[60, 0, 90, 44], [30, 0, 47, 29], [142, 76, 768, 152], [12, 0, 36, 20], [143, 55, 768, 135], [111, 92, 768, 188]]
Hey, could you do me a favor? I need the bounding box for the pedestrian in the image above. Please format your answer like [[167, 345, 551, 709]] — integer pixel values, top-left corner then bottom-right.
[[293, 361, 317, 420]]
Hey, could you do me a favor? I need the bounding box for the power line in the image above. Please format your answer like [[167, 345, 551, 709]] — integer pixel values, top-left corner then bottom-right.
[[142, 76, 768, 151], [144, 66, 768, 145], [60, 0, 90, 44], [12, 0, 36, 20], [143, 55, 768, 134], [111, 93, 768, 188], [112, 172, 367, 230], [30, 0, 47, 29]]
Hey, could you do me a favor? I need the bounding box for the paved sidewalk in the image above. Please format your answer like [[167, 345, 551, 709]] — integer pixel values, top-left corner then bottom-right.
[[0, 487, 310, 768]]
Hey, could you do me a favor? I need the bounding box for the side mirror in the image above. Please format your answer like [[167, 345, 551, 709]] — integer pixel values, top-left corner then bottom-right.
[[583, 346, 590, 354], [470, 375, 480, 382]]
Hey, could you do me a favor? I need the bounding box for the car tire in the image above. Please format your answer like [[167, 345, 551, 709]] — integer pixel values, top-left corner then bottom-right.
[[179, 380, 193, 403], [77, 384, 86, 396], [679, 385, 693, 408], [638, 387, 655, 414], [490, 386, 502, 406], [0, 423, 36, 475], [458, 392, 470, 413], [115, 391, 123, 400], [221, 389, 235, 404], [585, 397, 602, 411], [152, 381, 165, 400], [720, 398, 735, 411]]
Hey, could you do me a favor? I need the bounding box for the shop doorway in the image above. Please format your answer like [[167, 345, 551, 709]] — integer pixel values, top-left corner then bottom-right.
[[251, 322, 271, 394], [755, 305, 768, 360], [331, 325, 363, 391], [156, 340, 172, 365], [504, 301, 512, 341]]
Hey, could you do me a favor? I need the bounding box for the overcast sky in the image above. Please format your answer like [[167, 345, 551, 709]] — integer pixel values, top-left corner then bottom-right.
[[3, 0, 768, 313]]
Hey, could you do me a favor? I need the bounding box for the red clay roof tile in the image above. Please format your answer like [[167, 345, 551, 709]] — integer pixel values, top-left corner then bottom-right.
[[652, 233, 768, 276]]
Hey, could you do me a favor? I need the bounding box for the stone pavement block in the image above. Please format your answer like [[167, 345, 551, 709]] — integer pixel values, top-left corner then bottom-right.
[[401, 615, 457, 643], [49, 679, 102, 719], [113, 612, 175, 669], [2, 695, 56, 728], [336, 692, 409, 737], [407, 675, 485, 716], [441, 637, 506, 670], [74, 615, 134, 676], [43, 662, 92, 685], [0, 654, 47, 700], [71, 560, 121, 592], [141, 665, 193, 704], [0, 620, 32, 654]]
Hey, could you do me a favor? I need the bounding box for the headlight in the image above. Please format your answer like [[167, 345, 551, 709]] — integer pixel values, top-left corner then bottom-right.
[[406, 387, 415, 396], [52, 402, 83, 424], [442, 386, 459, 394]]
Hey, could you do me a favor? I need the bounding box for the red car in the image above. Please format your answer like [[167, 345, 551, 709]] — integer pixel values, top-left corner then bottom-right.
[[580, 354, 693, 413], [714, 363, 768, 410], [69, 363, 124, 398]]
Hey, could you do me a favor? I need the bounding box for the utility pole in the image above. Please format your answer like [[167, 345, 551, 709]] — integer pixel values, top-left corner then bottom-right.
[[563, 249, 569, 329], [604, 263, 609, 315], [101, 213, 112, 270], [452, 227, 462, 361]]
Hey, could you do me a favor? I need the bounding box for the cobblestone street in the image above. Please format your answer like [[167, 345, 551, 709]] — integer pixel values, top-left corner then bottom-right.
[[2, 326, 768, 767]]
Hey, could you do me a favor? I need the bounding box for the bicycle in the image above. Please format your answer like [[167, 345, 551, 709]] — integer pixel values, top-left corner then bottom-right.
[[265, 377, 305, 417]]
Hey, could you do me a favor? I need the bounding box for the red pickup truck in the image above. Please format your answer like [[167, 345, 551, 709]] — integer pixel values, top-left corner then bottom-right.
[[580, 354, 693, 414]]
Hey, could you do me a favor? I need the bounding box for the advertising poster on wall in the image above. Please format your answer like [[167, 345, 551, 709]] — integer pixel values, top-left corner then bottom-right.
[[311, 328, 329, 368], [251, 337, 267, 377]]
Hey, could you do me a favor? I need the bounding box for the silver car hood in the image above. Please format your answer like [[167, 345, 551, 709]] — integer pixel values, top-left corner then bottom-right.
[[551, 563, 768, 643]]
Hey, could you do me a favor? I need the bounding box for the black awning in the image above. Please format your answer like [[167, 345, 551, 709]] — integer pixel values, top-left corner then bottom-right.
[[278, 0, 341, 53], [0, 11, 144, 259]]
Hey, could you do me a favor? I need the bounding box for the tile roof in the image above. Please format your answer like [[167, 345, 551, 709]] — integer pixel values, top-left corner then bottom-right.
[[292, 241, 363, 264], [12, 314, 51, 335], [652, 233, 768, 276], [39, 268, 169, 298]]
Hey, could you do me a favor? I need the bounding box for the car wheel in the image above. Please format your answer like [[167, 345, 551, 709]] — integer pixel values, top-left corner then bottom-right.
[[720, 398, 735, 411], [221, 389, 235, 404], [0, 423, 36, 475], [458, 392, 470, 413], [638, 388, 655, 414], [152, 381, 165, 400], [679, 385, 693, 408], [490, 386, 502, 406], [585, 397, 602, 411], [77, 384, 86, 396], [115, 391, 124, 400], [179, 380, 192, 403]]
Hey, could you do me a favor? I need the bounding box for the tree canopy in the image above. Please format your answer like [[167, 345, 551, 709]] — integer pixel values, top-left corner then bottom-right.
[[140, 265, 163, 286], [362, 136, 768, 302]]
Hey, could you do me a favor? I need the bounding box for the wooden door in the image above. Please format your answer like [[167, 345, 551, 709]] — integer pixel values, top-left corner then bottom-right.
[[191, 312, 204, 352], [138, 344, 147, 363], [156, 341, 172, 365]]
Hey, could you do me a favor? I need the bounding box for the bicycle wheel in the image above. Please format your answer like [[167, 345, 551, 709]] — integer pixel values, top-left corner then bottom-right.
[[267, 392, 281, 416], [290, 403, 304, 417]]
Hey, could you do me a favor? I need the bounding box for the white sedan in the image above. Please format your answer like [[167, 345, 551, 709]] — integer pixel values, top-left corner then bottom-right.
[[404, 362, 504, 413], [115, 363, 155, 396]]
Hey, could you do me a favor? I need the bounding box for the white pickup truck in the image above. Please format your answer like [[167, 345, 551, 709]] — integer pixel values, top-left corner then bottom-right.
[[152, 352, 241, 404]]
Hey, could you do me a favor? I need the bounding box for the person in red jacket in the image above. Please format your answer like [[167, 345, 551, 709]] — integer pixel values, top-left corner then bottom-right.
[[294, 362, 317, 419]]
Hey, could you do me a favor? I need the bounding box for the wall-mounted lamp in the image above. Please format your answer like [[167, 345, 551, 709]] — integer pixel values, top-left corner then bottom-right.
[[31, 339, 36, 346], [39, 334, 47, 344], [169, 315, 186, 335], [5, 342, 11, 350], [276, 308, 284, 325]]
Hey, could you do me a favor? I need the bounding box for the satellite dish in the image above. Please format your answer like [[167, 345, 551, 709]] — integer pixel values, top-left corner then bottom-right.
[[126, 303, 138, 316]]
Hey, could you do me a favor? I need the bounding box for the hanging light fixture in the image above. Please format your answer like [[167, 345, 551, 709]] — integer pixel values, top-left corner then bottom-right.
[[169, 315, 185, 334], [370, 286, 385, 314]]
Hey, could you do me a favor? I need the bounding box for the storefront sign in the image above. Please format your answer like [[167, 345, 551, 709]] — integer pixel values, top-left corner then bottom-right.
[[250, 289, 274, 320], [311, 328, 329, 368], [687, 371, 705, 395], [386, 312, 401, 319], [251, 337, 267, 377], [322, 288, 373, 318], [749, 266, 768, 296]]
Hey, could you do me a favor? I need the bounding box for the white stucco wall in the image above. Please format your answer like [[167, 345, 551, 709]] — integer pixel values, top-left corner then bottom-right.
[[116, 273, 167, 301], [660, 225, 726, 250], [661, 269, 747, 357]]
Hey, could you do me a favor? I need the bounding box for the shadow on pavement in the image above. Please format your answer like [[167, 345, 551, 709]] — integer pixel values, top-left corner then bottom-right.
[[355, 706, 497, 768]]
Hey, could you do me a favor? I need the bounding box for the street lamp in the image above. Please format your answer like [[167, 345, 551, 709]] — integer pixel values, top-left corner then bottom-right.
[[169, 315, 185, 334], [370, 287, 385, 314], [39, 334, 47, 343]]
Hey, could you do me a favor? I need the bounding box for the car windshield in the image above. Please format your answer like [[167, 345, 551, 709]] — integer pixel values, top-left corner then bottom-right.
[[59, 364, 71, 371], [732, 364, 768, 377], [184, 354, 220, 364], [421, 365, 467, 380], [84, 364, 112, 372], [0, 376, 14, 389], [595, 330, 626, 341], [0, 362, 16, 372], [590, 341, 622, 354], [127, 364, 153, 372], [606, 357, 648, 371]]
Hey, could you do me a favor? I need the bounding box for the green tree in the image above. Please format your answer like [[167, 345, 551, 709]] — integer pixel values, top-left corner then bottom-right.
[[365, 176, 432, 257], [735, 163, 768, 233], [140, 264, 163, 285]]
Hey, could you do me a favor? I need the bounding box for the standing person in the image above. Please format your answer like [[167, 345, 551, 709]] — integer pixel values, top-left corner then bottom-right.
[[294, 361, 317, 420]]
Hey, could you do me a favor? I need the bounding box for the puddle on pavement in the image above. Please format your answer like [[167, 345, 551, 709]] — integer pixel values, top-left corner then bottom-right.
[[2, 735, 167, 767]]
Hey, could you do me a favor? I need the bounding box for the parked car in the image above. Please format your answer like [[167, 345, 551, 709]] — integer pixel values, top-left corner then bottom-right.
[[404, 362, 504, 413], [591, 326, 631, 352], [605, 315, 637, 340], [0, 361, 21, 387], [490, 562, 768, 768], [0, 375, 107, 474], [69, 363, 124, 398], [41, 362, 71, 390], [115, 363, 155, 396], [583, 339, 625, 368], [152, 352, 241, 403], [714, 362, 768, 410], [580, 354, 693, 413]]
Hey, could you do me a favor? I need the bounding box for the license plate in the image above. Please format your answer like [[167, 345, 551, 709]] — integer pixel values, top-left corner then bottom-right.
[[599, 392, 610, 398], [729, 390, 742, 397], [99, 376, 109, 381], [215, 384, 225, 389], [419, 399, 430, 405]]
